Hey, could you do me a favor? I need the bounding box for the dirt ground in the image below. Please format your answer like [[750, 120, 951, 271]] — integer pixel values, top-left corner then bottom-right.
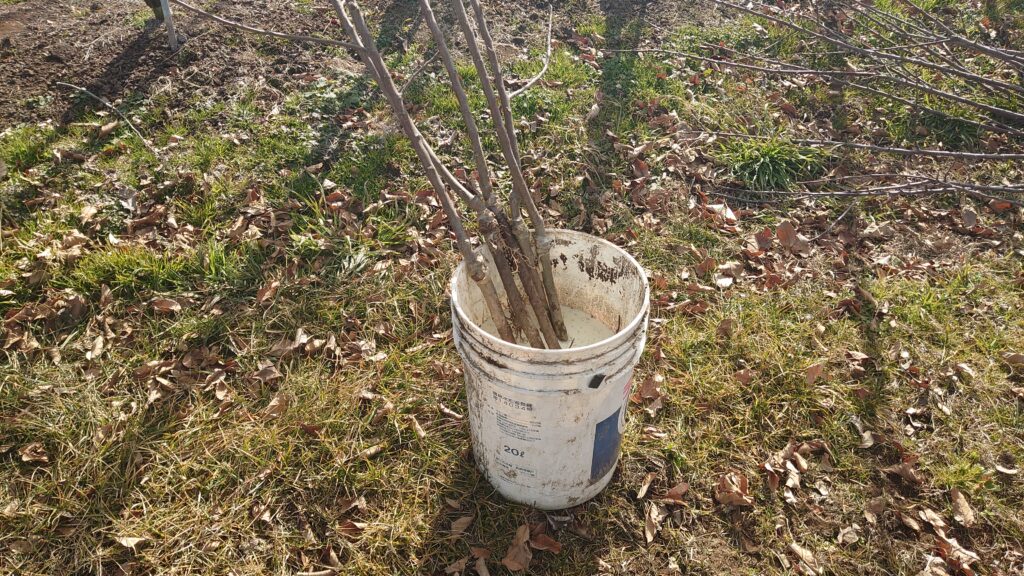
[[0, 0, 705, 124]]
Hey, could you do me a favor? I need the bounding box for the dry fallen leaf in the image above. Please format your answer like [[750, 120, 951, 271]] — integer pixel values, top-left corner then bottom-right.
[[529, 532, 562, 554], [263, 393, 289, 420], [115, 536, 147, 549], [252, 363, 283, 384], [338, 495, 366, 515], [98, 120, 119, 138], [19, 442, 49, 464], [1001, 352, 1024, 367], [716, 318, 737, 340], [256, 280, 280, 305], [919, 507, 948, 530], [994, 463, 1019, 475], [450, 515, 474, 539], [900, 511, 922, 532], [637, 471, 657, 499], [837, 524, 860, 545], [864, 496, 885, 524], [950, 489, 975, 527], [409, 415, 427, 439], [715, 470, 754, 507], [961, 207, 978, 228], [805, 363, 825, 386], [882, 457, 924, 485], [354, 444, 383, 460], [8, 538, 32, 555], [86, 334, 104, 361], [151, 298, 182, 314], [777, 221, 803, 251], [935, 532, 980, 573], [789, 542, 821, 575], [475, 556, 491, 576], [501, 524, 533, 572], [445, 556, 469, 575], [733, 368, 756, 385], [660, 481, 689, 505], [644, 502, 668, 543], [338, 519, 366, 538], [850, 415, 877, 449], [695, 256, 717, 277]]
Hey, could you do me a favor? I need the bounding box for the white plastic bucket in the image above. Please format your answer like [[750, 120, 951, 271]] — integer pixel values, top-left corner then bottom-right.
[[450, 229, 649, 510]]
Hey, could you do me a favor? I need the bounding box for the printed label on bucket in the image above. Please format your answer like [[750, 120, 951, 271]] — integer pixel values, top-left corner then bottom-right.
[[590, 407, 623, 483]]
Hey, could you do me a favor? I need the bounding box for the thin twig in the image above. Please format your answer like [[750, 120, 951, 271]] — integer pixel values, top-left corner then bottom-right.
[[399, 50, 438, 95], [719, 183, 958, 197], [509, 6, 554, 99], [605, 47, 877, 77], [453, 0, 563, 348], [809, 201, 857, 241], [668, 44, 1024, 136], [893, 0, 1024, 69], [53, 82, 158, 155], [683, 130, 1024, 160], [706, 0, 1024, 96], [169, 0, 362, 51]]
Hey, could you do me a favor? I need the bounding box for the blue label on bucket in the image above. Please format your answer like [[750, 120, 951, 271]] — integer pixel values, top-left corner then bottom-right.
[[590, 407, 622, 483]]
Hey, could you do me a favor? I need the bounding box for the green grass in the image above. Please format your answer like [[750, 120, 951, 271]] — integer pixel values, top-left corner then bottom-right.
[[719, 138, 826, 191], [0, 124, 53, 172], [59, 245, 196, 297]]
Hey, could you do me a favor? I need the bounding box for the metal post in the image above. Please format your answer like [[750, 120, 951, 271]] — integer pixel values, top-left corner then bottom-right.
[[160, 0, 178, 51]]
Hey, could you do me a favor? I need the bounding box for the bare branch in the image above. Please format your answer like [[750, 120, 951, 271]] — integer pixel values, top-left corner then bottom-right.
[[466, 0, 568, 341], [336, 0, 514, 343], [705, 0, 1024, 97], [716, 175, 1023, 206], [452, 0, 563, 348], [169, 0, 363, 51], [660, 43, 1024, 136], [892, 0, 1024, 69], [419, 0, 539, 346], [606, 47, 877, 76]]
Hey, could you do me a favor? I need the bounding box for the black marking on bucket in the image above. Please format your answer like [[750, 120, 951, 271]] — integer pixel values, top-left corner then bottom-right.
[[588, 374, 606, 389], [590, 407, 622, 483]]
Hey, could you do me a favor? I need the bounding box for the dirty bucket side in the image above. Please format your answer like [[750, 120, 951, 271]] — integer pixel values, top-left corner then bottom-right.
[[451, 229, 649, 510]]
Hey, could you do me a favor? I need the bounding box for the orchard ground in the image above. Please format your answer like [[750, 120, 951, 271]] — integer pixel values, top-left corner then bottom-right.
[[1, 0, 1023, 575]]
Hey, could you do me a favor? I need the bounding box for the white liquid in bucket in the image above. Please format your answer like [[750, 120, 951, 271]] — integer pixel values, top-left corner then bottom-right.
[[478, 306, 615, 349]]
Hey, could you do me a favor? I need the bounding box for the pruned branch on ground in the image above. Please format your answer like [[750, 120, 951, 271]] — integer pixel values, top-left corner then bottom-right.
[[651, 0, 1024, 207]]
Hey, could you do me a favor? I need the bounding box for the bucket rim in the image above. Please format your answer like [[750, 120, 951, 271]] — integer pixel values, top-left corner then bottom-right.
[[450, 228, 650, 357]]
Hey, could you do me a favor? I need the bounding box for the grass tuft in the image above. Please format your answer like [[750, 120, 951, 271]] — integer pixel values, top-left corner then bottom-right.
[[719, 138, 825, 191]]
